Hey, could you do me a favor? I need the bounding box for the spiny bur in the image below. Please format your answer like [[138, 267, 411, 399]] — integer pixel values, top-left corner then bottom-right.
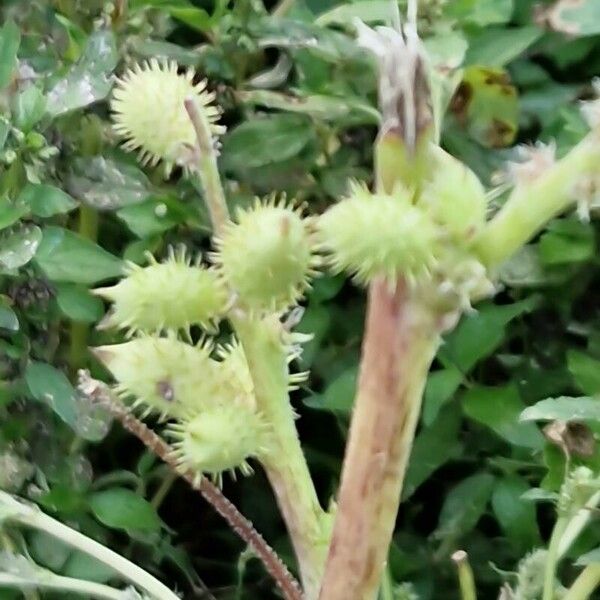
[[213, 197, 319, 312], [94, 247, 228, 336]]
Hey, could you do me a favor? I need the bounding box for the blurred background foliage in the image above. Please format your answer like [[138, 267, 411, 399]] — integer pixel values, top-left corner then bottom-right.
[[1, 0, 600, 598]]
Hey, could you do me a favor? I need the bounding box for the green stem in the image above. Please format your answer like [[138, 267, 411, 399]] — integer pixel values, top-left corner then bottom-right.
[[272, 0, 296, 17], [233, 316, 328, 599], [0, 573, 126, 600], [543, 516, 569, 600], [184, 98, 229, 237], [69, 205, 99, 374], [452, 550, 477, 600], [563, 564, 600, 600], [475, 135, 600, 267], [150, 470, 177, 510], [559, 491, 600, 558], [0, 491, 179, 600], [379, 564, 395, 600]]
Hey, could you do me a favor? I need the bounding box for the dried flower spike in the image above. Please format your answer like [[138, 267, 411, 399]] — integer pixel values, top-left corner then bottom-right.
[[111, 59, 225, 176]]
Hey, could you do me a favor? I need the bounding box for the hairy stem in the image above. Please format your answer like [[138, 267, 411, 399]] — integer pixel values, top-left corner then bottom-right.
[[318, 280, 440, 600], [77, 372, 303, 600], [234, 316, 329, 599], [476, 134, 600, 267], [184, 97, 229, 236], [563, 564, 600, 600], [543, 516, 569, 600], [0, 490, 179, 600], [452, 550, 477, 600], [0, 573, 127, 600]]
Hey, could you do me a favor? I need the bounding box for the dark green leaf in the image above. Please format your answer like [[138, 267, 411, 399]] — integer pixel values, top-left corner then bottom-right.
[[89, 488, 162, 532], [568, 350, 600, 395], [34, 226, 123, 284], [19, 183, 78, 217], [55, 283, 104, 323], [0, 20, 20, 89], [422, 366, 463, 426]]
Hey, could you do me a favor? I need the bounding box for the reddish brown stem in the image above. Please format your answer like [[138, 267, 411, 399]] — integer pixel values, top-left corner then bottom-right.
[[318, 280, 440, 600], [77, 372, 303, 600]]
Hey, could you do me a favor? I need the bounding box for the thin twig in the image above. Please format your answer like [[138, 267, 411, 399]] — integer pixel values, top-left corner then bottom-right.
[[77, 371, 303, 600], [451, 550, 477, 600]]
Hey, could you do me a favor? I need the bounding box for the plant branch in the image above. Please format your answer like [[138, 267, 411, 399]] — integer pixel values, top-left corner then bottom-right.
[[0, 491, 179, 600], [543, 516, 569, 600], [318, 279, 441, 600], [77, 371, 303, 600], [184, 97, 229, 237], [452, 550, 477, 600], [563, 564, 600, 600], [475, 134, 600, 267]]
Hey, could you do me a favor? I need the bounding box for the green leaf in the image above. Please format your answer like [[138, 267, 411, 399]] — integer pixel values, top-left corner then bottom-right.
[[436, 473, 495, 539], [568, 350, 600, 395], [116, 197, 187, 238], [25, 362, 78, 428], [403, 405, 464, 501], [465, 26, 542, 67], [67, 156, 153, 210], [304, 367, 357, 415], [491, 476, 540, 551], [0, 298, 18, 332], [544, 0, 600, 37], [520, 396, 600, 422], [422, 366, 463, 426], [55, 283, 104, 323], [0, 196, 30, 230], [222, 114, 316, 172], [439, 296, 539, 373], [28, 531, 71, 572], [539, 219, 595, 265], [11, 85, 47, 132], [453, 66, 518, 148], [46, 30, 118, 117], [0, 20, 20, 89], [130, 0, 215, 31], [0, 224, 42, 270], [34, 226, 123, 284], [575, 546, 600, 566], [462, 384, 544, 449], [62, 551, 116, 584], [89, 488, 162, 532], [18, 183, 78, 217], [446, 0, 514, 26], [316, 1, 395, 26]]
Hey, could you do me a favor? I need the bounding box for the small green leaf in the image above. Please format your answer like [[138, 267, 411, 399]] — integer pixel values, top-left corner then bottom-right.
[[0, 224, 42, 270], [46, 30, 118, 117], [436, 473, 495, 539], [25, 362, 78, 428], [422, 366, 463, 426], [462, 384, 544, 449], [116, 198, 188, 238], [0, 196, 30, 230], [0, 299, 18, 332], [520, 396, 600, 422], [465, 26, 542, 67], [11, 86, 47, 132], [34, 226, 123, 284], [440, 296, 539, 373], [316, 1, 393, 26], [544, 0, 600, 37], [575, 547, 600, 566], [63, 551, 116, 584], [19, 183, 78, 217], [492, 476, 540, 552], [447, 0, 514, 26], [55, 283, 104, 323], [539, 219, 595, 265], [304, 367, 357, 415], [89, 488, 162, 532], [568, 350, 600, 395], [0, 20, 20, 89], [222, 114, 316, 172], [403, 405, 464, 501]]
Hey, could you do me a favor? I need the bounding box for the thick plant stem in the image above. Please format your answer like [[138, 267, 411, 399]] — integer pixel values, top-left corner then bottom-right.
[[0, 490, 179, 600], [234, 316, 329, 599], [543, 516, 569, 600], [184, 97, 229, 236], [318, 280, 441, 600], [563, 564, 600, 600], [476, 135, 600, 267]]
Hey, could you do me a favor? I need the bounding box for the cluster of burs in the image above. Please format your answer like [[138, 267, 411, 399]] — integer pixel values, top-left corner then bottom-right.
[[94, 60, 494, 485]]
